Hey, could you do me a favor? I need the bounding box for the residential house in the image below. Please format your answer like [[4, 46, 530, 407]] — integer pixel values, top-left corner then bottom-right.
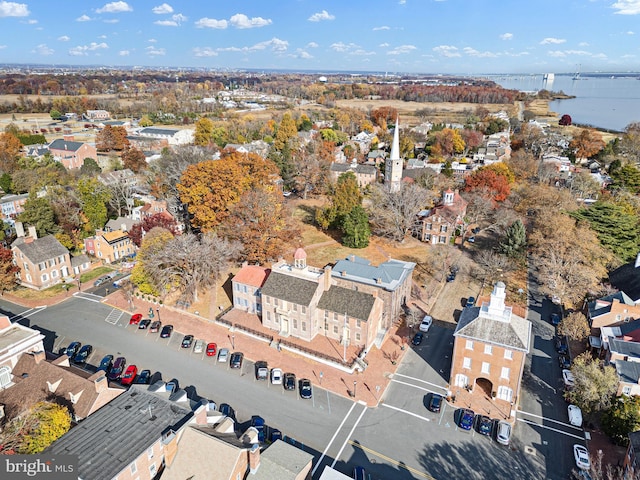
[[599, 318, 640, 353], [11, 223, 72, 290], [85, 109, 110, 120], [71, 254, 91, 276], [97, 168, 138, 189], [414, 189, 468, 245], [127, 127, 194, 150], [46, 384, 208, 480], [249, 438, 313, 480], [105, 216, 137, 233], [0, 315, 45, 375], [0, 350, 124, 423], [366, 149, 386, 166], [450, 282, 532, 413], [624, 431, 640, 474], [133, 198, 171, 222], [49, 135, 97, 170], [0, 193, 28, 225], [587, 292, 640, 330], [609, 254, 640, 305], [615, 360, 640, 396], [329, 161, 378, 188], [232, 263, 270, 315], [84, 230, 135, 263]]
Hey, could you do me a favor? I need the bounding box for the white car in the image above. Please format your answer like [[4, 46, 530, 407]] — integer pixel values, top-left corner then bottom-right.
[[574, 444, 591, 470], [568, 404, 583, 427], [495, 420, 512, 446], [562, 369, 575, 388], [419, 315, 433, 332], [193, 339, 205, 354], [271, 368, 283, 385]]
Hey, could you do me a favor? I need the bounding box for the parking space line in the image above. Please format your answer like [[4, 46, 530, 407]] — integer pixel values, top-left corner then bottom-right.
[[517, 410, 583, 431], [348, 440, 436, 480], [381, 403, 432, 423], [391, 373, 448, 391], [517, 418, 585, 440], [389, 378, 445, 395], [330, 404, 368, 469]]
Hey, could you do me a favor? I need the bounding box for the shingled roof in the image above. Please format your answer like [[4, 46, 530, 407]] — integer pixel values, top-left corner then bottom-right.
[[260, 271, 318, 306], [49, 138, 85, 152], [250, 439, 313, 480], [609, 260, 640, 303], [317, 285, 376, 322], [12, 235, 69, 264]]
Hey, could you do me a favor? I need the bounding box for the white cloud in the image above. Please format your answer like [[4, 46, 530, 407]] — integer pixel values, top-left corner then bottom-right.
[[76, 14, 91, 22], [0, 1, 29, 17], [432, 45, 461, 57], [154, 13, 186, 26], [96, 1, 132, 13], [499, 33, 513, 40], [0, 45, 6, 49], [387, 44, 417, 55], [306, 42, 318, 48], [152, 3, 173, 14], [579, 42, 589, 46], [218, 37, 288, 53], [193, 47, 218, 57], [148, 38, 157, 43], [463, 47, 498, 58], [540, 37, 566, 45], [628, 30, 635, 34], [229, 13, 271, 29], [98, 34, 107, 39], [33, 43, 53, 55], [612, 0, 640, 14], [352, 49, 376, 56], [195, 17, 227, 29], [119, 49, 130, 56], [146, 46, 166, 56], [290, 49, 313, 59], [330, 42, 359, 53], [379, 42, 389, 47], [308, 10, 334, 22], [57, 35, 70, 42], [373, 26, 390, 31], [399, 0, 406, 4], [69, 42, 108, 56]]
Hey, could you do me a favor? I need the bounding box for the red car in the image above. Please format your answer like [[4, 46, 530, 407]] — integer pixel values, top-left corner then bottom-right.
[[129, 313, 142, 325], [121, 365, 138, 386], [206, 342, 217, 357]]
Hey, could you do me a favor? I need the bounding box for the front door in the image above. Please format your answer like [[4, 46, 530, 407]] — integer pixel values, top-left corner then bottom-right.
[[281, 317, 289, 335]]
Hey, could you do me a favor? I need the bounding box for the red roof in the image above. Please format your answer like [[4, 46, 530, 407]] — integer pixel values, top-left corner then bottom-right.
[[294, 248, 307, 260], [233, 265, 270, 288]]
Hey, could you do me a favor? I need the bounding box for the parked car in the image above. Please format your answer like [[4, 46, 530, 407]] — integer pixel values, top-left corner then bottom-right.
[[149, 320, 161, 333], [495, 420, 512, 446], [446, 272, 457, 282], [419, 315, 433, 332], [120, 365, 138, 386], [218, 348, 229, 363], [427, 393, 443, 413], [562, 369, 575, 389], [411, 332, 424, 346], [206, 342, 217, 357], [568, 404, 583, 427], [134, 369, 151, 384], [251, 415, 265, 442], [219, 403, 235, 419], [108, 357, 126, 381], [558, 355, 571, 369], [181, 335, 194, 348], [98, 354, 114, 372], [476, 415, 493, 436], [458, 408, 474, 431], [65, 341, 82, 358], [72, 344, 93, 364], [93, 277, 108, 287], [574, 444, 591, 470], [230, 352, 244, 369], [284, 372, 296, 390], [465, 296, 475, 308], [300, 378, 313, 399], [138, 319, 151, 329], [271, 368, 283, 385], [550, 313, 561, 326], [255, 361, 268, 380], [193, 339, 205, 354], [353, 466, 366, 480], [129, 313, 142, 325], [556, 337, 569, 355], [160, 325, 173, 338]]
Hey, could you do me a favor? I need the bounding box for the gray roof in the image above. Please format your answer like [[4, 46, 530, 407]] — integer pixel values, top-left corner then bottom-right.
[[250, 439, 313, 480], [609, 337, 640, 359], [12, 235, 68, 264], [139, 127, 179, 136], [331, 256, 415, 292], [317, 286, 376, 322], [610, 262, 640, 303], [49, 138, 84, 152], [71, 253, 90, 268], [330, 163, 378, 175], [261, 272, 318, 307], [615, 360, 640, 385], [588, 291, 636, 319], [454, 306, 531, 352], [46, 386, 195, 480], [105, 217, 138, 232]]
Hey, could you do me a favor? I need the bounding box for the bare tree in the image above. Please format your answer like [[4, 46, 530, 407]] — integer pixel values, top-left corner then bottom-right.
[[423, 245, 463, 282], [568, 170, 601, 200], [475, 250, 513, 283], [105, 176, 136, 217], [557, 311, 590, 341]]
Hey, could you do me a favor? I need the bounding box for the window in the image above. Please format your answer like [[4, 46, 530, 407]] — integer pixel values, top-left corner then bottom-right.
[[333, 325, 338, 334], [274, 299, 279, 307], [501, 367, 510, 379], [439, 235, 447, 243], [623, 386, 632, 396], [356, 320, 361, 329], [293, 304, 297, 312], [293, 319, 298, 329], [454, 374, 468, 387], [504, 349, 513, 360], [149, 464, 157, 477], [147, 447, 154, 460], [462, 357, 471, 369], [301, 306, 306, 314], [484, 345, 493, 355], [440, 225, 447, 232], [266, 311, 271, 321], [264, 296, 269, 305], [355, 333, 361, 341], [481, 362, 490, 374], [130, 462, 137, 474], [497, 386, 513, 402], [41, 273, 49, 282], [51, 270, 58, 278], [302, 321, 306, 332], [333, 312, 338, 320], [426, 223, 432, 230], [242, 285, 247, 293], [465, 340, 474, 350], [424, 234, 431, 241], [234, 283, 240, 291], [0, 366, 11, 388]]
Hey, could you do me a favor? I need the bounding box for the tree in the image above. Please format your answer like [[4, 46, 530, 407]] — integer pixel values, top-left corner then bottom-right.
[[601, 396, 640, 446], [149, 145, 210, 204], [464, 167, 511, 202], [431, 128, 465, 157], [499, 219, 526, 258], [512, 122, 544, 156], [80, 157, 101, 176], [341, 205, 371, 248], [274, 113, 298, 151], [76, 177, 110, 233], [0, 131, 21, 173], [316, 172, 362, 230], [121, 145, 147, 173], [564, 352, 619, 414], [0, 245, 19, 292], [505, 149, 539, 181], [194, 117, 214, 146], [610, 163, 640, 194], [475, 250, 513, 283], [129, 212, 178, 247], [50, 109, 62, 120], [105, 175, 136, 218], [0, 402, 71, 454], [130, 227, 174, 295], [557, 311, 590, 342], [96, 125, 129, 152], [18, 192, 59, 237], [460, 129, 484, 155], [570, 129, 605, 160], [559, 114, 572, 126]]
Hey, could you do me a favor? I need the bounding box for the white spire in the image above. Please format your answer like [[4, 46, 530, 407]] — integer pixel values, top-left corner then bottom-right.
[[390, 117, 400, 161]]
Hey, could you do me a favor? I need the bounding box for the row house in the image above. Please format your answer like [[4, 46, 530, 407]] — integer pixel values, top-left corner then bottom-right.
[[232, 264, 270, 315], [587, 291, 640, 330], [414, 189, 468, 245], [49, 135, 97, 170], [0, 193, 28, 225], [329, 161, 378, 188], [84, 230, 135, 263], [0, 315, 45, 374]]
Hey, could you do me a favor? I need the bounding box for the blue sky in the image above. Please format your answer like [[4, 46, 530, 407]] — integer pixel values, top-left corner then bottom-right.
[[1, 0, 640, 74]]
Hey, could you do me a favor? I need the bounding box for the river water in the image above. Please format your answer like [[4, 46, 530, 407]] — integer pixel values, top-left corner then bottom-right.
[[484, 74, 640, 132]]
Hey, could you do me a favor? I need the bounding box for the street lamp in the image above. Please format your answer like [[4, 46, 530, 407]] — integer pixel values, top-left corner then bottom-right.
[[319, 371, 323, 386], [353, 381, 357, 397], [156, 308, 160, 322], [231, 334, 235, 350]]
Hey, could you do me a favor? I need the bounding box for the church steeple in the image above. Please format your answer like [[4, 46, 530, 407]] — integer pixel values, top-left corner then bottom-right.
[[384, 117, 403, 192], [390, 117, 400, 161]]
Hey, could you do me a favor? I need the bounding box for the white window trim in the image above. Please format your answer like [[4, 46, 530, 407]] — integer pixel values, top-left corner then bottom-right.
[[481, 362, 490, 374]]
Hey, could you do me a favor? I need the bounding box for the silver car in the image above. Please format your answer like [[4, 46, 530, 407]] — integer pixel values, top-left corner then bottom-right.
[[496, 420, 512, 446], [218, 348, 229, 363], [193, 339, 205, 354]]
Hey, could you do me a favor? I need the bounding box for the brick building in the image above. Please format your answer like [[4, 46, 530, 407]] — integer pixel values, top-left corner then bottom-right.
[[49, 135, 97, 170], [84, 229, 135, 263], [414, 189, 468, 245], [232, 264, 270, 315]]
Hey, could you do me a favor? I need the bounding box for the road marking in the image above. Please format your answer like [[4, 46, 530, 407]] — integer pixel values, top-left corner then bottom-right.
[[105, 309, 124, 325], [391, 373, 448, 391], [517, 418, 585, 440], [311, 402, 359, 475], [348, 440, 436, 480], [389, 378, 444, 395], [517, 410, 583, 431], [8, 306, 46, 322], [330, 404, 368, 469], [439, 400, 447, 425], [73, 291, 104, 303], [382, 403, 432, 423]]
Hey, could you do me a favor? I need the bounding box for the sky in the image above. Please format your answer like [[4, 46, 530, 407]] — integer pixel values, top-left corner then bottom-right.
[[1, 0, 640, 74]]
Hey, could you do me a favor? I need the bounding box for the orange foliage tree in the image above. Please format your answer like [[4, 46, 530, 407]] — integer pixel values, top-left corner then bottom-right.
[[464, 166, 511, 202], [570, 129, 605, 160]]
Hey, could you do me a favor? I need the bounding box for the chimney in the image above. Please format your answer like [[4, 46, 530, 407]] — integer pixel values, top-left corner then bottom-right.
[[63, 134, 74, 142], [242, 261, 248, 268], [15, 222, 25, 238], [0, 315, 10, 329], [341, 270, 347, 277], [28, 225, 37, 239], [248, 443, 261, 474], [31, 350, 46, 364], [323, 265, 332, 291], [89, 371, 108, 392]]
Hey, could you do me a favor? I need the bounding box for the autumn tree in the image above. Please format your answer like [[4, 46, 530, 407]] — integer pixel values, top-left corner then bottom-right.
[[512, 122, 544, 156], [0, 402, 71, 454], [619, 122, 640, 159], [105, 175, 137, 218], [568, 170, 602, 200], [131, 227, 174, 295], [77, 177, 110, 233], [370, 107, 398, 129], [557, 311, 590, 342], [431, 128, 465, 157], [601, 395, 640, 446], [121, 145, 147, 173], [274, 113, 298, 151], [570, 128, 605, 160], [565, 352, 618, 414], [129, 212, 178, 247], [475, 251, 513, 284], [96, 125, 129, 152], [150, 145, 210, 203], [292, 138, 331, 199], [194, 117, 214, 146], [464, 166, 511, 202], [18, 192, 59, 237], [316, 172, 361, 230], [0, 245, 19, 292], [505, 149, 539, 181], [559, 114, 572, 126], [0, 131, 22, 173], [460, 129, 484, 156], [48, 187, 83, 243]]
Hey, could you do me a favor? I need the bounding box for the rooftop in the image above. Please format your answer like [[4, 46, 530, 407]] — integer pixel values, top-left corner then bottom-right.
[[250, 439, 313, 480], [331, 256, 415, 292], [260, 271, 319, 307], [11, 235, 69, 264], [233, 265, 270, 288]]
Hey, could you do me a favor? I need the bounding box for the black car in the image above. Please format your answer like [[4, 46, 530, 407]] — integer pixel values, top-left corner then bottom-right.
[[230, 352, 244, 369], [299, 378, 313, 399], [138, 319, 151, 329], [160, 325, 174, 338], [283, 372, 296, 390], [427, 393, 443, 413], [550, 313, 561, 326], [98, 354, 114, 372], [107, 357, 126, 381], [72, 344, 93, 364], [556, 337, 569, 355], [476, 415, 493, 436], [558, 355, 571, 369], [219, 403, 235, 419], [65, 341, 82, 358], [134, 369, 152, 384], [181, 335, 194, 348], [411, 332, 424, 346]]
